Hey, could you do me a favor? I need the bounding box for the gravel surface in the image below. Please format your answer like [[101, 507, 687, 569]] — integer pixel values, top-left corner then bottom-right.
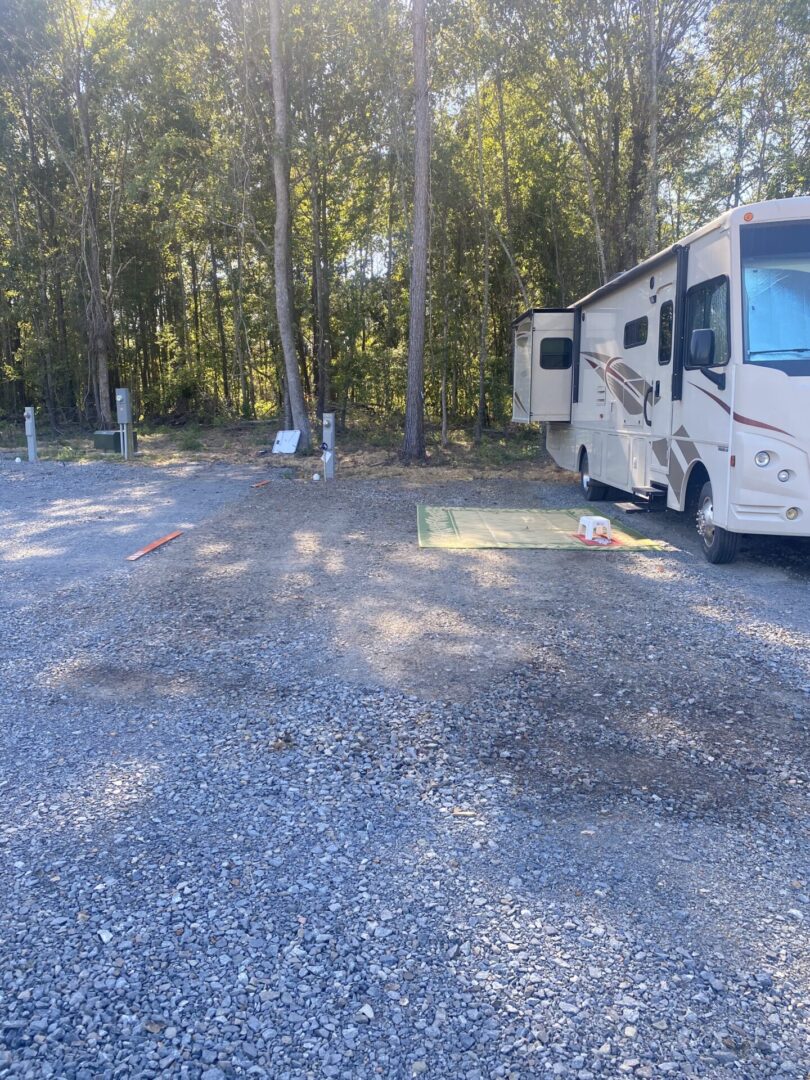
[[0, 457, 260, 608], [1, 460, 808, 1079]]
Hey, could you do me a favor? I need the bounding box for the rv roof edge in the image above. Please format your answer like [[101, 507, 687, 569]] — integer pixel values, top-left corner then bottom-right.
[[511, 306, 571, 325], [574, 243, 680, 308]]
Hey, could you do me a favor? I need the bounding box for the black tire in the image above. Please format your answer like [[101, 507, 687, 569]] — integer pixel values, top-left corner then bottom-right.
[[580, 451, 608, 501], [696, 479, 740, 564]]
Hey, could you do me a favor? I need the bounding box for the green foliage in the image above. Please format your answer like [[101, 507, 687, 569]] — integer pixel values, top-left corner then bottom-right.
[[177, 426, 204, 451], [0, 0, 806, 431]]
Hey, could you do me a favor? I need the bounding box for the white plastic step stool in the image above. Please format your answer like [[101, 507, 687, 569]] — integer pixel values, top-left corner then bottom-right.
[[578, 515, 612, 542]]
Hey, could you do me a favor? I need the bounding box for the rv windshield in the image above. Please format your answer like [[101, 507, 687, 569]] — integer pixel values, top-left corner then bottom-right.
[[741, 221, 810, 375]]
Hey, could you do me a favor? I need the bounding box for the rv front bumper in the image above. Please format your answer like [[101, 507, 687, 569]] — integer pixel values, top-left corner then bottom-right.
[[729, 433, 810, 534], [728, 504, 809, 533]]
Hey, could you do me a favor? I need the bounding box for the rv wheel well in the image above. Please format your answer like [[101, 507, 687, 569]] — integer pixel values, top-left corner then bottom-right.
[[684, 462, 709, 511], [577, 445, 588, 470]]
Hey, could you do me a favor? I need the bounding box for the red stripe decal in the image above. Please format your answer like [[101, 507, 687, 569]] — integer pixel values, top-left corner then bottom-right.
[[691, 383, 731, 415], [689, 382, 792, 438]]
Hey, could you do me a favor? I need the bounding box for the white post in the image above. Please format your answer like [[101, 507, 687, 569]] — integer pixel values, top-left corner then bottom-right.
[[115, 389, 133, 461], [321, 412, 335, 480], [24, 407, 38, 462]]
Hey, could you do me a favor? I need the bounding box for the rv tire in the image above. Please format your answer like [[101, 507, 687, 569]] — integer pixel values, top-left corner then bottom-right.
[[580, 451, 608, 501], [697, 480, 740, 564]]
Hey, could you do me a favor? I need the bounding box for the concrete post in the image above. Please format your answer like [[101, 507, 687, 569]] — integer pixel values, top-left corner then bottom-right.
[[23, 407, 38, 462], [321, 412, 335, 480]]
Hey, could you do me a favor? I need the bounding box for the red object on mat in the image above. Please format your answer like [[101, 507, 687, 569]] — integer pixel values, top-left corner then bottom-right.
[[569, 532, 623, 548], [252, 479, 272, 488], [126, 531, 183, 561]]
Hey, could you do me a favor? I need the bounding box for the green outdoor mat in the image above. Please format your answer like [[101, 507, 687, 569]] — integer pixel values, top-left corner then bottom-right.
[[416, 505, 669, 551]]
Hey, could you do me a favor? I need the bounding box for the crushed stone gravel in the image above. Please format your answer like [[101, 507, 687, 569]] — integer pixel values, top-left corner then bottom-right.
[[0, 460, 808, 1079]]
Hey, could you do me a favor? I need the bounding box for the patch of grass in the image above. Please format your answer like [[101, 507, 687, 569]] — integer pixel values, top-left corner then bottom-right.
[[52, 443, 83, 461], [473, 428, 542, 467], [363, 425, 401, 450], [0, 423, 25, 449], [139, 421, 173, 437], [178, 428, 204, 451], [5, 413, 559, 482]]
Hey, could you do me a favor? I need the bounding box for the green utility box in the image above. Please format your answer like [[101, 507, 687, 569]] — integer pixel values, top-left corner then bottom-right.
[[93, 429, 138, 453]]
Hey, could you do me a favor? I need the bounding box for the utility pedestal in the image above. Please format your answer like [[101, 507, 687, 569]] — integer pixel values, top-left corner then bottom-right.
[[24, 407, 38, 462], [321, 412, 336, 480], [115, 388, 134, 460]]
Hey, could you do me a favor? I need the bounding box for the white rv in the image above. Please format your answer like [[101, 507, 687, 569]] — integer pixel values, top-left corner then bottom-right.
[[512, 196, 810, 563]]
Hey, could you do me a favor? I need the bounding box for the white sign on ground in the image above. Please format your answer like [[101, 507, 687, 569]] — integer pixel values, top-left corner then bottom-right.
[[272, 430, 301, 454]]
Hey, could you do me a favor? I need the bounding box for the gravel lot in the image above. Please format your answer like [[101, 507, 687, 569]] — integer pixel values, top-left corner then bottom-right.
[[1, 457, 808, 1079], [0, 458, 259, 608]]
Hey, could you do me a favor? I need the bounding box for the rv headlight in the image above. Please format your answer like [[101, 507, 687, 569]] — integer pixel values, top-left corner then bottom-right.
[[754, 451, 771, 467], [786, 507, 800, 521], [777, 469, 791, 483]]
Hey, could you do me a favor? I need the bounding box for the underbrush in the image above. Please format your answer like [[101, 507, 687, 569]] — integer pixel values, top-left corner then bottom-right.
[[1, 409, 557, 478]]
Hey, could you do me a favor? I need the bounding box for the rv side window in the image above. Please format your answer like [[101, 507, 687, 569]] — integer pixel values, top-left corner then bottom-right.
[[539, 337, 572, 370], [624, 316, 648, 349], [658, 301, 673, 365], [685, 276, 730, 367]]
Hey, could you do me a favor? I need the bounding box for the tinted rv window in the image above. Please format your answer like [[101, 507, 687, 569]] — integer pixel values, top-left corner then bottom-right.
[[623, 316, 648, 349], [685, 276, 730, 367], [539, 337, 572, 370], [658, 301, 673, 365]]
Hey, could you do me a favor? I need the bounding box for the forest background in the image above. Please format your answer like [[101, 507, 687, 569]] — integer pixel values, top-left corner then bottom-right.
[[0, 0, 807, 453]]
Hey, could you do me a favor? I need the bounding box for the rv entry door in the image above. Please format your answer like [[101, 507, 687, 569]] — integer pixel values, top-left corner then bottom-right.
[[649, 283, 675, 483]]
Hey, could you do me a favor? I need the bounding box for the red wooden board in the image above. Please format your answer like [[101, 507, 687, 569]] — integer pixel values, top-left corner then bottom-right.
[[126, 530, 183, 561]]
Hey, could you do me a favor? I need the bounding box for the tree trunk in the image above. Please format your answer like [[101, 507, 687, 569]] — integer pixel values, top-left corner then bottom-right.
[[474, 73, 489, 443], [210, 242, 230, 405], [174, 244, 190, 368], [549, 192, 566, 306], [72, 52, 114, 427], [440, 211, 449, 450], [189, 248, 203, 377], [232, 245, 249, 417], [309, 159, 331, 418], [555, 63, 608, 284], [304, 86, 332, 421], [402, 0, 430, 463], [54, 268, 70, 414], [268, 0, 311, 449], [646, 0, 659, 256], [494, 67, 513, 238], [22, 97, 57, 427]]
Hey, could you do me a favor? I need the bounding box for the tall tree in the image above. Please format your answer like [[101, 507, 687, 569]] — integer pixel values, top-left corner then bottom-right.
[[268, 0, 311, 449], [57, 0, 122, 427], [402, 0, 430, 462], [473, 70, 489, 442]]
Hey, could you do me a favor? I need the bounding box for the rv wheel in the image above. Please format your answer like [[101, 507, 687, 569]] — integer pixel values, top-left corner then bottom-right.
[[696, 480, 740, 564], [580, 452, 608, 501]]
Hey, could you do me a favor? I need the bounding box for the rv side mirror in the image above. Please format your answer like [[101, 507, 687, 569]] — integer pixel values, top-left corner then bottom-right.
[[689, 328, 715, 368]]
